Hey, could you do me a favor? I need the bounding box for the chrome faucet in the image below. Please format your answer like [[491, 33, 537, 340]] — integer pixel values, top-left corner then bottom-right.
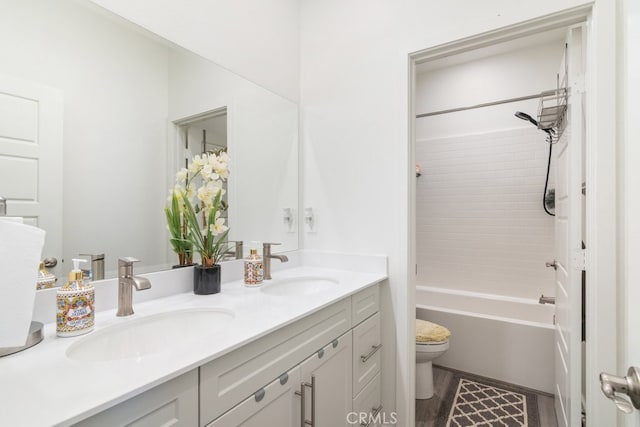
[[117, 257, 151, 316], [263, 243, 289, 280]]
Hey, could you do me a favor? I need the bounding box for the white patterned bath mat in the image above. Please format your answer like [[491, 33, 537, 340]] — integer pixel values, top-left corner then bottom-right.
[[446, 378, 530, 427]]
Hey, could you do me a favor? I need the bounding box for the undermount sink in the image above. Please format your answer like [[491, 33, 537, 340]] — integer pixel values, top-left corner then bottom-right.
[[260, 276, 339, 297], [66, 308, 234, 362]]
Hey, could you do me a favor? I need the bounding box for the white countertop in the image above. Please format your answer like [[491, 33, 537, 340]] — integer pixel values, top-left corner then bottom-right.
[[0, 261, 386, 426]]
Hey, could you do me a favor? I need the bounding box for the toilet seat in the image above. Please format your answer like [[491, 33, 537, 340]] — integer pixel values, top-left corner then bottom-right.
[[416, 340, 448, 346], [416, 340, 449, 351]]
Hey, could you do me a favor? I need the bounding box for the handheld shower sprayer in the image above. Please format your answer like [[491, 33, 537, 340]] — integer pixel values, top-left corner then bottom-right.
[[514, 111, 556, 217], [514, 111, 555, 141], [514, 111, 539, 127]]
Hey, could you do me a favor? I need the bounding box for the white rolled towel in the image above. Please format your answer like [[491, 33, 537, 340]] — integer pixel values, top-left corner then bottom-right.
[[0, 221, 45, 348]]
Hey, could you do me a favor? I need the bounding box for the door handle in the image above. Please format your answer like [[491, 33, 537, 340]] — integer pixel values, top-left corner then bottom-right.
[[599, 367, 640, 413], [43, 257, 58, 268], [545, 260, 558, 270], [539, 294, 556, 305]]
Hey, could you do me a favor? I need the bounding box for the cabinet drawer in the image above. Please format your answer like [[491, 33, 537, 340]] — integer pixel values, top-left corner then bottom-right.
[[76, 370, 198, 427], [351, 285, 379, 327], [352, 373, 382, 427], [352, 312, 381, 397], [200, 298, 351, 425], [207, 365, 301, 427]]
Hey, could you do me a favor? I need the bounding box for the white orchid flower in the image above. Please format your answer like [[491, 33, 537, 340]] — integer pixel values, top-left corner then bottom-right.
[[197, 185, 214, 205], [188, 155, 205, 175], [175, 168, 188, 183], [212, 159, 229, 179], [209, 216, 228, 236], [200, 163, 219, 182], [197, 180, 224, 205], [218, 151, 230, 164]]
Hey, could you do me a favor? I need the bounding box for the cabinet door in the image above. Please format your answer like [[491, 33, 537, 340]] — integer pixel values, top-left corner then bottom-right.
[[300, 330, 353, 427], [76, 370, 198, 427], [207, 366, 301, 427]]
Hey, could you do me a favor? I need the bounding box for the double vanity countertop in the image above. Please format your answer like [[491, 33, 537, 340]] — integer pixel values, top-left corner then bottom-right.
[[0, 253, 387, 426]]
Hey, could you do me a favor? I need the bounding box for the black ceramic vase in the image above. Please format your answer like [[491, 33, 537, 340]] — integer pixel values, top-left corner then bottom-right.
[[193, 264, 221, 295]]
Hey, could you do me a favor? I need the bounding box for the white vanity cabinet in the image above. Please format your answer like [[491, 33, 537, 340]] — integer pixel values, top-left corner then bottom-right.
[[75, 369, 198, 427], [75, 284, 382, 427], [202, 285, 381, 427], [209, 331, 354, 427], [199, 298, 352, 425]]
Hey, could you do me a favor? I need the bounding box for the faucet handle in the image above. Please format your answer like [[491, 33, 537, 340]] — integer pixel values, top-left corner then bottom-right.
[[263, 242, 282, 247], [118, 257, 140, 266]]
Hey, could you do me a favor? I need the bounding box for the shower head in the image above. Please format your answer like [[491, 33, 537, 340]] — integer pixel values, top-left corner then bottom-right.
[[514, 111, 539, 127]]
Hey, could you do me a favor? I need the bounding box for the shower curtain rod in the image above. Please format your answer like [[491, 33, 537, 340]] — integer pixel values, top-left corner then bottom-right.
[[415, 88, 560, 118]]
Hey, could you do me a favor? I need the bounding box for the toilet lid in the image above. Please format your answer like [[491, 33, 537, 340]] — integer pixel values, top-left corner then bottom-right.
[[416, 319, 451, 343]]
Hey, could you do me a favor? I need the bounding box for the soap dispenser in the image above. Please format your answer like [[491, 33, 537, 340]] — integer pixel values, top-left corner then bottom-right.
[[244, 248, 264, 287], [56, 259, 95, 337], [36, 262, 57, 290]]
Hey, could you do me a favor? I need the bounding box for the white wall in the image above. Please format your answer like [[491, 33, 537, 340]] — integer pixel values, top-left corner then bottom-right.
[[299, 0, 614, 425], [0, 0, 170, 276], [415, 40, 563, 300], [89, 0, 300, 102]]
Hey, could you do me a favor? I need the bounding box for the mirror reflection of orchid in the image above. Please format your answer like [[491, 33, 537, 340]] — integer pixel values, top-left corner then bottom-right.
[[416, 163, 422, 178], [165, 151, 231, 267]]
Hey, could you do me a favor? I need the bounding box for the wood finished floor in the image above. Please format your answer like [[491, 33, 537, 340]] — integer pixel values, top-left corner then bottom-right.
[[415, 366, 558, 427]]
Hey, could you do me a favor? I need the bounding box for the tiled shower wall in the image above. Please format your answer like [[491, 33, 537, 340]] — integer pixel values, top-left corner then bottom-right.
[[416, 127, 556, 299]]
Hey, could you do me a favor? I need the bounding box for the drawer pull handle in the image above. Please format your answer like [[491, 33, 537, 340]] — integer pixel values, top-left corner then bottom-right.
[[254, 388, 265, 402], [360, 344, 383, 363], [361, 405, 383, 427]]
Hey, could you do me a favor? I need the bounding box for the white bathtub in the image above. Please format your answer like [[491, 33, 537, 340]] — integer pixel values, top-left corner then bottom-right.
[[416, 285, 555, 394]]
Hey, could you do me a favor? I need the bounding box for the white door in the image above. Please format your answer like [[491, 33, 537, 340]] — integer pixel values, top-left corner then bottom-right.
[[207, 366, 301, 427], [620, 2, 640, 425], [554, 24, 585, 427], [300, 331, 353, 427], [0, 75, 63, 276]]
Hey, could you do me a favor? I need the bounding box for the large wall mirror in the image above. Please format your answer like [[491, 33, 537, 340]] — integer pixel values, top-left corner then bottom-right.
[[0, 0, 298, 281]]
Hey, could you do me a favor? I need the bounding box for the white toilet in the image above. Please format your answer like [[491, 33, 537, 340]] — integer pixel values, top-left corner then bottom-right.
[[415, 319, 450, 400]]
